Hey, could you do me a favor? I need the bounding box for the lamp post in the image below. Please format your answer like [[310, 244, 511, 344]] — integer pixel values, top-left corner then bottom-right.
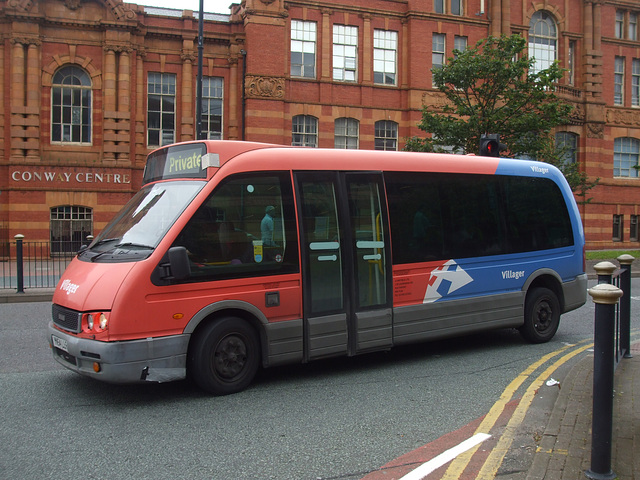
[[195, 0, 204, 140]]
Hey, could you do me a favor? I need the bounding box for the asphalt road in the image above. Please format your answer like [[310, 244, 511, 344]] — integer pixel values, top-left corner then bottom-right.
[[1, 280, 637, 480]]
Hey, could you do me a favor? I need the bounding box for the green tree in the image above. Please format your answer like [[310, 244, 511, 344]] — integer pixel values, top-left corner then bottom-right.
[[405, 34, 597, 197]]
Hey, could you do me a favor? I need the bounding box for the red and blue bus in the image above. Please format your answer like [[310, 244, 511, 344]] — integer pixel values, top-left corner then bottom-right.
[[49, 141, 587, 394]]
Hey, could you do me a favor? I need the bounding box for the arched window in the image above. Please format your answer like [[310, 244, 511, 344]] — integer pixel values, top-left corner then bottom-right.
[[613, 137, 640, 178], [50, 206, 93, 255], [374, 120, 398, 151], [529, 11, 557, 74], [292, 115, 318, 147], [335, 118, 359, 149], [51, 66, 92, 144]]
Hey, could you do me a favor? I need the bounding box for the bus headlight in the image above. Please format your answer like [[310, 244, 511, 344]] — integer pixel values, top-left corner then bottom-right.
[[98, 313, 108, 330], [83, 312, 109, 333]]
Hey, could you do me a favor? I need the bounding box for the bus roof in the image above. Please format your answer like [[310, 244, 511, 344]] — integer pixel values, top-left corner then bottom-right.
[[148, 140, 564, 183]]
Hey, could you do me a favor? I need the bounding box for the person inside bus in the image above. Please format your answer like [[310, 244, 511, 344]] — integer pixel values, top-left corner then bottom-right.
[[261, 205, 277, 247]]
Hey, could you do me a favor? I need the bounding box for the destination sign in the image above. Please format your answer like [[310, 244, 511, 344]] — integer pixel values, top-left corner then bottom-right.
[[143, 143, 208, 184]]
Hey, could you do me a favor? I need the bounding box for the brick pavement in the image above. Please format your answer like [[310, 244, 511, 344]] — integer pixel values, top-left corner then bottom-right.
[[526, 342, 640, 480]]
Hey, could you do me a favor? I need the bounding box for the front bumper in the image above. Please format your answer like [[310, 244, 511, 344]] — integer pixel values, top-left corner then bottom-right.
[[47, 322, 190, 384]]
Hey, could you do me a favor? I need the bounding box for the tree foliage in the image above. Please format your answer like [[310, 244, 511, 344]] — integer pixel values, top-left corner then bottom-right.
[[405, 34, 597, 197]]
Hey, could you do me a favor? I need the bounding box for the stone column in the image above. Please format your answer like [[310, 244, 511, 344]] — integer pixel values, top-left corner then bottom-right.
[[181, 49, 196, 140], [117, 48, 131, 164], [25, 41, 41, 161], [10, 39, 25, 161], [103, 45, 117, 164]]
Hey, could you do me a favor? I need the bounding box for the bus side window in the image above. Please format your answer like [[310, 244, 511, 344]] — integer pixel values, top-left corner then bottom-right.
[[172, 172, 299, 281]]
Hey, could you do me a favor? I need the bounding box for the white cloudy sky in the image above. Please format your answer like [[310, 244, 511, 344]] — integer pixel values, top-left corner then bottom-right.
[[135, 0, 234, 14]]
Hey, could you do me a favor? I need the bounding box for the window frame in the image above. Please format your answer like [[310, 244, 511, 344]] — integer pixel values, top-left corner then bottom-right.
[[613, 214, 623, 243], [333, 25, 358, 83], [528, 11, 557, 75], [292, 115, 318, 147], [432, 33, 446, 86], [50, 205, 93, 255], [147, 72, 176, 147], [51, 65, 92, 145], [632, 59, 640, 108], [334, 117, 359, 149], [613, 137, 640, 178], [291, 20, 317, 79], [614, 57, 625, 106], [373, 30, 398, 86], [631, 215, 639, 242], [374, 120, 398, 151], [201, 76, 224, 140]]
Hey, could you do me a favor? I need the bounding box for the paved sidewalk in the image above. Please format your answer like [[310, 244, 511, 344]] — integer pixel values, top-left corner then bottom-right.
[[525, 342, 640, 480]]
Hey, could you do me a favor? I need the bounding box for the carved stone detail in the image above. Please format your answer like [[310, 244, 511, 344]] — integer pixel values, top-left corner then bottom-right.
[[245, 75, 285, 99], [587, 122, 605, 139], [606, 108, 640, 127]]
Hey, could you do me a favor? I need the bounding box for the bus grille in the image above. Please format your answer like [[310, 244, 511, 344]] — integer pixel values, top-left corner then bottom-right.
[[52, 304, 82, 333]]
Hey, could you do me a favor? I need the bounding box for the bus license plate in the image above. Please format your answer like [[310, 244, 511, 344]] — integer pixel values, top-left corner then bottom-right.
[[52, 335, 68, 353]]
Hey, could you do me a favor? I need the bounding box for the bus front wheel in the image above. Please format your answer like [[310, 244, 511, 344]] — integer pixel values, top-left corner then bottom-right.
[[189, 317, 260, 395], [520, 287, 560, 344]]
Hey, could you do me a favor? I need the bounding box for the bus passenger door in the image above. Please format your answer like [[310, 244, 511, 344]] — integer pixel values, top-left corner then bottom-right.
[[295, 172, 392, 361]]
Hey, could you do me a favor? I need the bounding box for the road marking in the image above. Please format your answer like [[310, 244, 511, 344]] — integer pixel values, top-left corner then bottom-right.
[[398, 433, 492, 480], [440, 339, 594, 479]]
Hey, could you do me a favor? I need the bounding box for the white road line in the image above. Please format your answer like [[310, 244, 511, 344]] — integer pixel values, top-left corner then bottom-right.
[[398, 433, 492, 480]]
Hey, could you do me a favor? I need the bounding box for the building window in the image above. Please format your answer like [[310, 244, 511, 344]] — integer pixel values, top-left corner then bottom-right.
[[335, 117, 359, 149], [291, 20, 316, 78], [613, 215, 623, 242], [454, 35, 467, 55], [613, 137, 640, 178], [615, 57, 625, 106], [568, 41, 576, 85], [630, 13, 638, 41], [633, 59, 640, 107], [435, 0, 462, 15], [373, 30, 398, 86], [555, 132, 578, 165], [432, 33, 446, 86], [374, 120, 398, 151], [616, 10, 625, 39], [50, 206, 93, 255], [201, 76, 223, 140], [292, 115, 318, 147], [450, 0, 463, 16], [528, 11, 557, 74], [631, 215, 639, 242], [333, 25, 358, 82], [51, 66, 92, 144], [147, 72, 176, 147]]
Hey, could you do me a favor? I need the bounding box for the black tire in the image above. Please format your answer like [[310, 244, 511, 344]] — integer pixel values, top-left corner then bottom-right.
[[188, 317, 260, 395], [520, 287, 561, 344]]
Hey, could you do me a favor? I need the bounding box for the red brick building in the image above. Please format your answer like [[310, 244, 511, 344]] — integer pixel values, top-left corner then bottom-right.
[[1, 0, 639, 251]]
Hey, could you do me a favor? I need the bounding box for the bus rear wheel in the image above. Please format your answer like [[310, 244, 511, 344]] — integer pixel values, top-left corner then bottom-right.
[[520, 287, 560, 344], [189, 317, 260, 395]]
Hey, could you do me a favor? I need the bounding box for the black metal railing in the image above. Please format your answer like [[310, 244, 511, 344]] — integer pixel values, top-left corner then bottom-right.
[[1, 237, 76, 291]]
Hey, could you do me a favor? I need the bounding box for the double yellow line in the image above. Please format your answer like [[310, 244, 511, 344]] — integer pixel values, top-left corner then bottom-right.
[[440, 330, 640, 479], [441, 339, 594, 479]]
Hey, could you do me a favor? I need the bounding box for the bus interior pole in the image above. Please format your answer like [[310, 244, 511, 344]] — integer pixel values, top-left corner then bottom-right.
[[195, 0, 204, 140]]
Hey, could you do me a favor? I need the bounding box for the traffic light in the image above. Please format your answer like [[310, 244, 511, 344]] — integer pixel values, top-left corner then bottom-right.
[[479, 134, 504, 157]]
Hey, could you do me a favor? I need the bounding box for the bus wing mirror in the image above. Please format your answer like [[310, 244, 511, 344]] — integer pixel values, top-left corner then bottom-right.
[[168, 246, 191, 281]]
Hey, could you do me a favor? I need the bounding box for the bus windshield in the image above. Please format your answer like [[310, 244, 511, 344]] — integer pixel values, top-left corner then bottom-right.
[[82, 181, 205, 262]]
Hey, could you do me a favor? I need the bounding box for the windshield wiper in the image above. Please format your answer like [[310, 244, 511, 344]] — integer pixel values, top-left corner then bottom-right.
[[115, 242, 155, 250]]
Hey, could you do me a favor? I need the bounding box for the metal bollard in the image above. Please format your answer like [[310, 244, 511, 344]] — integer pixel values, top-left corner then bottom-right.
[[593, 261, 616, 285], [15, 234, 24, 294], [585, 283, 623, 480], [617, 254, 634, 358]]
